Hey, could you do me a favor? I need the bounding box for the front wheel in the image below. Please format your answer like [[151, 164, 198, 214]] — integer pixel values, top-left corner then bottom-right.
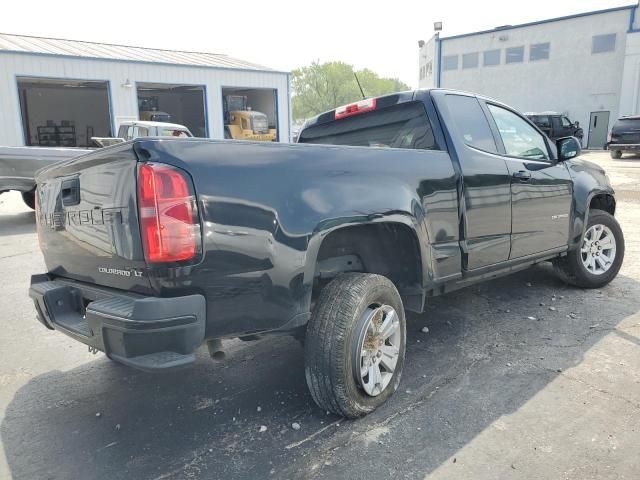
[[610, 150, 622, 159], [554, 209, 624, 288], [304, 273, 406, 418]]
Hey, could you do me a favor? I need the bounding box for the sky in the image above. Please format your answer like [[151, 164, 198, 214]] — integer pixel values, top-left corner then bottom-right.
[[0, 0, 633, 88]]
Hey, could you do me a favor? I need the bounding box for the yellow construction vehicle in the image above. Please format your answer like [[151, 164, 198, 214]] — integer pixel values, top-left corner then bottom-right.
[[223, 95, 277, 141]]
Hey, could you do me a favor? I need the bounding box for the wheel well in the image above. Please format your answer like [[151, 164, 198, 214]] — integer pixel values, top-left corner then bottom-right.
[[313, 223, 423, 311], [589, 194, 615, 216]]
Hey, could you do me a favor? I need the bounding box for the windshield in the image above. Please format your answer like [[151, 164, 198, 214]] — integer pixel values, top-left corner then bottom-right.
[[298, 102, 438, 150], [613, 118, 640, 131], [226, 96, 247, 112]]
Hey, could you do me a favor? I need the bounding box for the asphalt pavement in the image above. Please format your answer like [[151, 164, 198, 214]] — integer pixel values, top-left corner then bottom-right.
[[0, 151, 638, 479]]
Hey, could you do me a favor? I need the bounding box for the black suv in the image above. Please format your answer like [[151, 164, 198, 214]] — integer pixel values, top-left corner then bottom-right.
[[526, 112, 583, 142], [607, 116, 640, 159]]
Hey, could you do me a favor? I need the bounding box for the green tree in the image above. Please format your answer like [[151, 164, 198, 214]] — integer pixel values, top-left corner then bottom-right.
[[291, 61, 410, 121]]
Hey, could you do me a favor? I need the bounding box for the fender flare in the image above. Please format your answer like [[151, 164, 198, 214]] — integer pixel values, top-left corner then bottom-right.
[[301, 215, 431, 308], [569, 188, 616, 250]]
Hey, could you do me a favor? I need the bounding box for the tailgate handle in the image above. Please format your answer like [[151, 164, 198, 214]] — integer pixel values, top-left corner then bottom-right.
[[61, 178, 80, 206]]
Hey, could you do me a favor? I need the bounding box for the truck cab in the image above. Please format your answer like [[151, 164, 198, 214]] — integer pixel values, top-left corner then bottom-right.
[[116, 121, 193, 141]]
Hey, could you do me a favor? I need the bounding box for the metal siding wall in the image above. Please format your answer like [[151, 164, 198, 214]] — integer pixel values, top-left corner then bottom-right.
[[0, 53, 289, 146], [435, 9, 630, 147]]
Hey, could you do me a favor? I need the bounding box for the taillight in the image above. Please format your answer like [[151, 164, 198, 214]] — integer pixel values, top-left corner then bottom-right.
[[137, 162, 200, 263], [607, 130, 612, 143], [335, 98, 377, 120]]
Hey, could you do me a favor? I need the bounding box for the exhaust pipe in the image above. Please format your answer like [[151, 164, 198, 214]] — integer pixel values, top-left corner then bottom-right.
[[207, 339, 225, 361]]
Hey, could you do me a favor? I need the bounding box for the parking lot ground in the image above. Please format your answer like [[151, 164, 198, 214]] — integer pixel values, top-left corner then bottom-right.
[[0, 151, 639, 480]]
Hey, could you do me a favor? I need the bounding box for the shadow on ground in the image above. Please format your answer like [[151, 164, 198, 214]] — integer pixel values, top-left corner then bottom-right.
[[2, 265, 638, 479], [0, 211, 35, 238]]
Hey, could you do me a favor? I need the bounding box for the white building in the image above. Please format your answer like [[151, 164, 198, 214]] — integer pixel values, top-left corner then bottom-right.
[[0, 33, 290, 147], [418, 4, 640, 148]]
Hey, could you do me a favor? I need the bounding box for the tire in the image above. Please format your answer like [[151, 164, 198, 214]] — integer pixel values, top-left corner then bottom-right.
[[21, 190, 35, 210], [610, 150, 622, 159], [304, 273, 406, 418], [553, 209, 624, 288]]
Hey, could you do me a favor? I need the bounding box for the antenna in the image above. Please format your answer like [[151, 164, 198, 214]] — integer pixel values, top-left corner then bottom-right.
[[354, 72, 366, 99]]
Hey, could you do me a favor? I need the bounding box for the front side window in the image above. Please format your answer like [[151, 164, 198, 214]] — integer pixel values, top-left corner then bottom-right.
[[483, 49, 501, 66], [530, 42, 550, 61], [442, 55, 459, 71], [592, 33, 616, 54], [506, 46, 524, 64], [444, 95, 497, 153], [561, 116, 572, 127], [462, 52, 479, 69], [487, 104, 549, 160]]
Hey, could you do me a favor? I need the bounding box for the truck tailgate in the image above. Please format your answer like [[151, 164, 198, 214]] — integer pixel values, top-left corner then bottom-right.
[[35, 144, 152, 293]]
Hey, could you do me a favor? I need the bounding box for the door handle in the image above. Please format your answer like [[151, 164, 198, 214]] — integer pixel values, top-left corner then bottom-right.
[[512, 170, 531, 181]]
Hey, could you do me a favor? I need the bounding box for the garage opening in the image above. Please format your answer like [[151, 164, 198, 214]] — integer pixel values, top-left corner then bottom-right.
[[222, 87, 278, 141], [17, 77, 113, 147], [136, 83, 207, 137]]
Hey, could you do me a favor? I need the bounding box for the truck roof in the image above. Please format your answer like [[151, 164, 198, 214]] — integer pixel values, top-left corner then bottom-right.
[[524, 112, 563, 116], [301, 88, 511, 131], [119, 121, 189, 129]]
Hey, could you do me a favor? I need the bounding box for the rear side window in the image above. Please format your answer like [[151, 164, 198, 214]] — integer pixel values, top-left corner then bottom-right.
[[298, 102, 438, 150], [444, 94, 497, 153]]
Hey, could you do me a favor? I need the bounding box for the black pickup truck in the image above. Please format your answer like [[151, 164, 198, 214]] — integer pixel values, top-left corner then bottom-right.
[[29, 89, 624, 418], [525, 112, 584, 143]]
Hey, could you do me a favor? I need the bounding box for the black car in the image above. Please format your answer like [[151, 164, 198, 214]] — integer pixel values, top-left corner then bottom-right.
[[526, 112, 583, 142], [608, 116, 640, 159]]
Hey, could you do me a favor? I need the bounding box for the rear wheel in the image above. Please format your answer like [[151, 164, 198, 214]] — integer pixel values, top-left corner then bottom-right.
[[610, 150, 622, 159], [553, 209, 624, 288], [304, 273, 406, 418], [21, 190, 35, 210]]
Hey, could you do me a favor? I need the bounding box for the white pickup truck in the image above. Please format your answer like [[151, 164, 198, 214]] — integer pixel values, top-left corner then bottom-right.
[[0, 121, 193, 209]]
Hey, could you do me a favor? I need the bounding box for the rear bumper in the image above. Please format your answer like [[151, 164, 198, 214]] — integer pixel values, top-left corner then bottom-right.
[[29, 275, 206, 371], [608, 143, 640, 151]]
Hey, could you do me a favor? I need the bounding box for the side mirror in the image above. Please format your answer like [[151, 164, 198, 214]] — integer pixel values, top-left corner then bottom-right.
[[574, 121, 580, 128], [557, 136, 581, 161]]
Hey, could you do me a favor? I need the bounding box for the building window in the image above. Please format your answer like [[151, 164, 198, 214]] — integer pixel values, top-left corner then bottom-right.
[[462, 52, 479, 69], [530, 42, 550, 61], [483, 49, 501, 66], [592, 33, 616, 53], [442, 55, 459, 71], [506, 46, 524, 64], [420, 61, 433, 80]]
